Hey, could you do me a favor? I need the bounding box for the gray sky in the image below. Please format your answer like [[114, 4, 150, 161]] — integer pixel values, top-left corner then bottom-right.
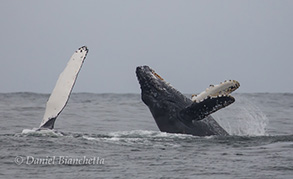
[[1, 0, 292, 93]]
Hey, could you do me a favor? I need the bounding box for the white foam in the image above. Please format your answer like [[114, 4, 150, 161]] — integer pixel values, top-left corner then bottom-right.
[[82, 136, 100, 141], [20, 128, 64, 137], [21, 128, 39, 134]]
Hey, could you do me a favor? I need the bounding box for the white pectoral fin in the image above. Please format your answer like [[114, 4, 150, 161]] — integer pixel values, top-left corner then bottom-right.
[[192, 80, 240, 102], [39, 46, 88, 129]]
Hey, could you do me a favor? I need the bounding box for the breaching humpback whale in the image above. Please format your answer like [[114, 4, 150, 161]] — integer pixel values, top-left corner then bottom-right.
[[136, 65, 240, 136], [38, 46, 88, 130]]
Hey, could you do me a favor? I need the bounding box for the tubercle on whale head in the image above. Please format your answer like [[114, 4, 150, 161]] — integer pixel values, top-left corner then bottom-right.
[[136, 66, 166, 92], [136, 66, 165, 83], [136, 65, 183, 106], [136, 66, 163, 104]]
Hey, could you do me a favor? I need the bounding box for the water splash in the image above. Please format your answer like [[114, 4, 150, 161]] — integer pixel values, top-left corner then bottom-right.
[[17, 128, 64, 137], [214, 95, 268, 136]]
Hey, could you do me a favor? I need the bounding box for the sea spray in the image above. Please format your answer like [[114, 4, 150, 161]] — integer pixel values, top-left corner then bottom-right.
[[214, 95, 268, 136]]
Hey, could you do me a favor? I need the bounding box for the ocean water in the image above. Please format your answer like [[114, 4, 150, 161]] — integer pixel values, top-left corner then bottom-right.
[[0, 93, 292, 179]]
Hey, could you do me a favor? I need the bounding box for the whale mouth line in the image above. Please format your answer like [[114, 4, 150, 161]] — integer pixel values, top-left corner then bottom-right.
[[151, 70, 164, 81]]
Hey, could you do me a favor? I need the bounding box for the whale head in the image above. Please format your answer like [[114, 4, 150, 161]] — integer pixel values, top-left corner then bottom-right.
[[136, 65, 190, 108], [136, 65, 193, 132]]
